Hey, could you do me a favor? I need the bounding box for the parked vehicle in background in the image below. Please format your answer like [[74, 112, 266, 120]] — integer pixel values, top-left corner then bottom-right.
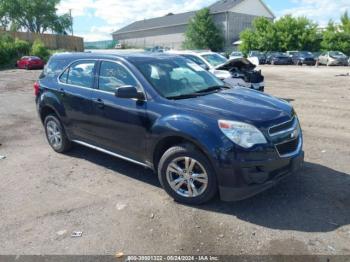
[[115, 43, 124, 49], [219, 52, 229, 58], [286, 51, 299, 58], [16, 56, 45, 70], [229, 51, 244, 60], [248, 51, 266, 64], [168, 50, 265, 91], [35, 52, 304, 204], [267, 52, 293, 65], [148, 46, 170, 53], [292, 51, 316, 66], [318, 51, 349, 66], [312, 52, 322, 60]]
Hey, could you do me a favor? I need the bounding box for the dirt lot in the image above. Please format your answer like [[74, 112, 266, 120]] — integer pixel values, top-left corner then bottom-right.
[[0, 65, 350, 255]]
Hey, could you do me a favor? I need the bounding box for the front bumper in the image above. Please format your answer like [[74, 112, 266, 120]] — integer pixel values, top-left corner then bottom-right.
[[329, 59, 348, 66], [272, 59, 292, 65], [218, 150, 304, 201], [302, 60, 316, 65]]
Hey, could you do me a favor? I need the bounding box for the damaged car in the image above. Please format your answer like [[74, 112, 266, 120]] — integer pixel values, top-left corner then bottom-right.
[[319, 51, 349, 66], [168, 51, 265, 92]]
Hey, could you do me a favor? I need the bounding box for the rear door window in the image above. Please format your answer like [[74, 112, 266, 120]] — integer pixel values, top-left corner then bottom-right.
[[65, 61, 96, 88]]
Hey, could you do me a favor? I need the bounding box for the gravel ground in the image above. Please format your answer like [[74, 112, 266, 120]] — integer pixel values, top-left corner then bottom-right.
[[0, 65, 350, 255]]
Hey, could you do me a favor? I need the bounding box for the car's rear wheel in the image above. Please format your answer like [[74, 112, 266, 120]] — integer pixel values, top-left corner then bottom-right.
[[44, 114, 72, 153], [158, 144, 217, 205]]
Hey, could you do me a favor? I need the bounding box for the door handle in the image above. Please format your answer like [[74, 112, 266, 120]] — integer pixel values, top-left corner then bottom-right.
[[93, 98, 105, 109]]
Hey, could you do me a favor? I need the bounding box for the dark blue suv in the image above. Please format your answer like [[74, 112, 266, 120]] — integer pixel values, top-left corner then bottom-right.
[[35, 52, 304, 204]]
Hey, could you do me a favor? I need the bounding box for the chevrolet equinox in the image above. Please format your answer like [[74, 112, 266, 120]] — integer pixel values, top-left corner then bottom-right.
[[35, 53, 304, 204]]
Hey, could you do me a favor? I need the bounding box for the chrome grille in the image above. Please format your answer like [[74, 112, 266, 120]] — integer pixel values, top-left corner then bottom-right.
[[269, 117, 302, 157], [269, 117, 297, 137]]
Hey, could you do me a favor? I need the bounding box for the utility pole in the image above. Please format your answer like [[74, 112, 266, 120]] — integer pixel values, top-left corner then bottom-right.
[[69, 9, 73, 36]]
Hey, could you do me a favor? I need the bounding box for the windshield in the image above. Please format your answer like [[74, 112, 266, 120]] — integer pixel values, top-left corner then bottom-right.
[[299, 51, 313, 56], [201, 53, 228, 67], [135, 57, 224, 99], [250, 51, 263, 56], [330, 51, 346, 57], [274, 52, 288, 57]]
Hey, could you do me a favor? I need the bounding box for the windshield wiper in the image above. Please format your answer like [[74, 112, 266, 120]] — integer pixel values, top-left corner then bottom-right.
[[167, 86, 229, 100], [195, 85, 229, 94], [167, 93, 204, 100]]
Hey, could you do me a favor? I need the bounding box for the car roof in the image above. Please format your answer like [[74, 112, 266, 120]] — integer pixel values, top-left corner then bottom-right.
[[167, 50, 214, 56], [50, 52, 182, 63]]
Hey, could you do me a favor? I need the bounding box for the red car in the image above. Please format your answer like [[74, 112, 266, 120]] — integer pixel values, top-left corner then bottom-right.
[[16, 56, 45, 70]]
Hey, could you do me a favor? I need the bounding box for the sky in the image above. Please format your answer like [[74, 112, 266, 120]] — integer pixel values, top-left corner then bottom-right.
[[57, 0, 350, 42]]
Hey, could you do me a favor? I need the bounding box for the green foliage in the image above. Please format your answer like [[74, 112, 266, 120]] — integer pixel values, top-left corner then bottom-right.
[[321, 12, 350, 55], [183, 8, 224, 51], [0, 4, 9, 28], [240, 15, 321, 53], [31, 39, 50, 61], [0, 0, 72, 34], [0, 34, 13, 64], [0, 35, 53, 67], [14, 38, 31, 55], [0, 35, 30, 65]]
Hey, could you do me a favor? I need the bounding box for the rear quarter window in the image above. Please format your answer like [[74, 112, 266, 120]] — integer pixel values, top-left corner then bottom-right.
[[40, 58, 71, 79]]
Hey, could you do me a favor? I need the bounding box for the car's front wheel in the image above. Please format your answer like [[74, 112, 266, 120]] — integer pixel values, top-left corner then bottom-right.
[[44, 114, 72, 153], [158, 144, 217, 205]]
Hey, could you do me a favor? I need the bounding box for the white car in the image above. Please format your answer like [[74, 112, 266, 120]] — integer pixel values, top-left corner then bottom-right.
[[319, 51, 349, 66], [229, 51, 244, 60], [167, 50, 265, 92]]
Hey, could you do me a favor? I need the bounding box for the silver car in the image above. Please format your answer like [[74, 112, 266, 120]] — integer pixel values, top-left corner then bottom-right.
[[319, 51, 349, 66]]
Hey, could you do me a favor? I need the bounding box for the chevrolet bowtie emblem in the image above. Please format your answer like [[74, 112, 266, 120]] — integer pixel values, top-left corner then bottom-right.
[[291, 129, 298, 139]]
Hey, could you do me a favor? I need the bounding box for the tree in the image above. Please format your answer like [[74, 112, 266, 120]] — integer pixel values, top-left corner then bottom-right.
[[0, 0, 72, 34], [31, 39, 50, 60], [239, 15, 321, 53], [183, 8, 224, 51], [340, 11, 350, 33], [321, 12, 350, 55], [0, 5, 10, 29]]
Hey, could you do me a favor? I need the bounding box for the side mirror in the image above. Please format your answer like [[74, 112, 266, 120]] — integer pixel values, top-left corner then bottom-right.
[[115, 85, 145, 100]]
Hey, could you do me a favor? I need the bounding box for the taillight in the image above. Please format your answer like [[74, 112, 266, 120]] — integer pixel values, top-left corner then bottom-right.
[[34, 81, 40, 96]]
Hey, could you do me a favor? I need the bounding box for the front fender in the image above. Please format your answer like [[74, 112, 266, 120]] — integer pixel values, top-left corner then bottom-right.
[[148, 114, 228, 171]]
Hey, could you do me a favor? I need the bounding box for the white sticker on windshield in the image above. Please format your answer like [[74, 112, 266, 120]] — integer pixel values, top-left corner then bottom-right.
[[187, 62, 205, 72]]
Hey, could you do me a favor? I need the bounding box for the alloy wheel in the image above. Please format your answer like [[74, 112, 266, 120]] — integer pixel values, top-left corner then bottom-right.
[[46, 120, 62, 150], [166, 156, 208, 198]]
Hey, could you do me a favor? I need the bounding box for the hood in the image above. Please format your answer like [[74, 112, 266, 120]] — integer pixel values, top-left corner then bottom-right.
[[174, 88, 293, 129], [274, 55, 290, 59], [215, 58, 256, 71], [331, 55, 347, 59], [300, 54, 314, 58]]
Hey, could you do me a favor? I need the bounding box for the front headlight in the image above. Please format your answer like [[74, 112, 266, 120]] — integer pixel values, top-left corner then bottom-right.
[[218, 120, 267, 149]]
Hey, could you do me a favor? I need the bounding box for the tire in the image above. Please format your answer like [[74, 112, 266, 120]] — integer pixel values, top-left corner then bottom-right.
[[158, 144, 217, 205], [44, 114, 72, 153], [25, 65, 30, 70]]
